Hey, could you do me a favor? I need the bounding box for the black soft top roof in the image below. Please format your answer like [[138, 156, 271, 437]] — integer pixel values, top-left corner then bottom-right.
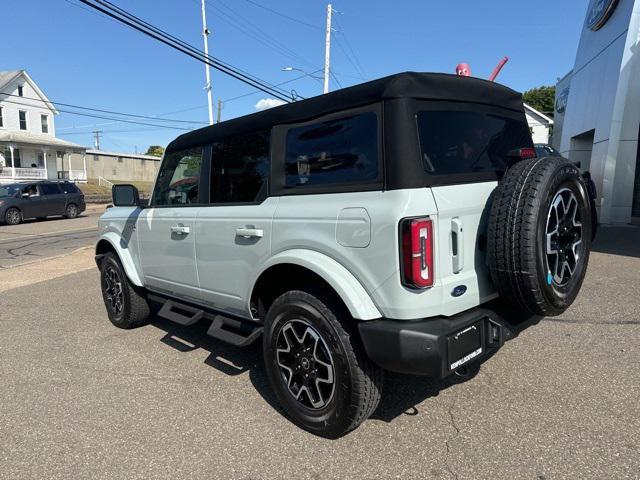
[[168, 72, 524, 151]]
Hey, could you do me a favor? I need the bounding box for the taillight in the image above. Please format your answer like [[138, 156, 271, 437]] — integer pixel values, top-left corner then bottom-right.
[[401, 217, 434, 289], [507, 147, 537, 161]]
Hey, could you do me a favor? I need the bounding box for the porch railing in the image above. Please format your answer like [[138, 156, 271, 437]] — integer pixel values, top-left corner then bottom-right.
[[98, 176, 114, 188], [0, 167, 48, 180], [57, 170, 88, 183]]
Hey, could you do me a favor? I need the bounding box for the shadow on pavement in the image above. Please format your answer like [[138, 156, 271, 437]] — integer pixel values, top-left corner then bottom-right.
[[591, 225, 640, 258], [150, 302, 542, 425]]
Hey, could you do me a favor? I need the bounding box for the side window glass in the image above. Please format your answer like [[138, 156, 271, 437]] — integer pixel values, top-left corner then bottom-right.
[[284, 112, 378, 187], [23, 185, 38, 197], [211, 130, 270, 204], [39, 183, 62, 195], [153, 148, 203, 206]]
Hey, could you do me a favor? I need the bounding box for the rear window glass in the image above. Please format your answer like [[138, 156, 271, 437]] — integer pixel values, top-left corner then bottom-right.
[[416, 110, 532, 175], [284, 112, 378, 187]]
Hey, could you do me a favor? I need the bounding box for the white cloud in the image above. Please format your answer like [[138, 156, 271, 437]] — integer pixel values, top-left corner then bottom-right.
[[255, 98, 286, 111]]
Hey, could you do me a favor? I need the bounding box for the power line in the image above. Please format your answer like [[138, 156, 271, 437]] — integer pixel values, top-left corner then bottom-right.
[[333, 16, 367, 79], [77, 0, 294, 102], [0, 98, 192, 130], [0, 91, 206, 125], [202, 0, 320, 73], [242, 0, 323, 30]]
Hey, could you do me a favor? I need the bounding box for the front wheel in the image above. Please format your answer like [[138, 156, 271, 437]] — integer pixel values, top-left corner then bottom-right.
[[4, 208, 22, 225], [99, 252, 150, 329], [263, 289, 383, 438]]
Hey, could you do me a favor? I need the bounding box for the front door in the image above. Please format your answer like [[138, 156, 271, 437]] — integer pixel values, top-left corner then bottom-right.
[[137, 146, 205, 302], [194, 130, 274, 318]]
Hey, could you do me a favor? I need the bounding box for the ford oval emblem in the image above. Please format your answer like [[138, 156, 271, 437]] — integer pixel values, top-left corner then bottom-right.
[[587, 0, 619, 31], [452, 285, 467, 297]]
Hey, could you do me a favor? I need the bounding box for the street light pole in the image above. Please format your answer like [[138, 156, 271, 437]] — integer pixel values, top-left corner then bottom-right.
[[323, 3, 332, 94], [201, 0, 214, 125]]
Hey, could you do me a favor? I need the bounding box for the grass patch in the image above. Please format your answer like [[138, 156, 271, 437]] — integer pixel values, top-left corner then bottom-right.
[[81, 179, 154, 197]]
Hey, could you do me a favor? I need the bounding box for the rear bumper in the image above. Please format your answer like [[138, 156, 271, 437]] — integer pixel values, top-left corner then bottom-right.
[[358, 305, 528, 378]]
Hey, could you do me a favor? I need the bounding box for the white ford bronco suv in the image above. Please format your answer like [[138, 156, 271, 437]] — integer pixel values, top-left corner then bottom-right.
[[96, 73, 593, 438]]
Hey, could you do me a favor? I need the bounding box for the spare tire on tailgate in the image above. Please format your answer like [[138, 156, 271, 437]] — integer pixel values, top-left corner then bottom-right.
[[487, 157, 593, 316]]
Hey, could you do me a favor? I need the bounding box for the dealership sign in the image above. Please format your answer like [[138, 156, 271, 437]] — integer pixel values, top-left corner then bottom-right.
[[587, 0, 620, 31], [556, 88, 569, 115]]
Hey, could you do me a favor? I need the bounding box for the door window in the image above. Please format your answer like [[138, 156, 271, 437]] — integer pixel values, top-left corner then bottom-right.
[[211, 130, 270, 204], [153, 147, 203, 206], [284, 112, 378, 187], [39, 183, 62, 195]]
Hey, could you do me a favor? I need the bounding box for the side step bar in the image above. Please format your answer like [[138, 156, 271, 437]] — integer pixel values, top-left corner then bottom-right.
[[207, 316, 263, 347], [149, 294, 263, 347]]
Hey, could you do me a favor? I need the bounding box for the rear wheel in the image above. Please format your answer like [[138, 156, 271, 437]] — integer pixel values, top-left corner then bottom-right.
[[263, 289, 383, 438], [65, 203, 79, 219], [5, 208, 22, 225], [99, 252, 150, 329]]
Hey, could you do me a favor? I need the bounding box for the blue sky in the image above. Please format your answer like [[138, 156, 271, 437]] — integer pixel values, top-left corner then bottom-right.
[[2, 0, 588, 153]]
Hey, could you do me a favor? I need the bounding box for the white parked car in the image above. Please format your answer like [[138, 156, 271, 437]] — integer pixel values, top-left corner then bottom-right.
[[96, 72, 593, 437]]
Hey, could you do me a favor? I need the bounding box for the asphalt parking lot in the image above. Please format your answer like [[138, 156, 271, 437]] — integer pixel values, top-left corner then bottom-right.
[[0, 205, 103, 269], [0, 225, 638, 480]]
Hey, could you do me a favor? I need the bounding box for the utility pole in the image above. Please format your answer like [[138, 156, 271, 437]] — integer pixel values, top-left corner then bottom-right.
[[323, 3, 333, 94], [93, 130, 102, 150], [201, 0, 214, 125], [216, 99, 222, 123]]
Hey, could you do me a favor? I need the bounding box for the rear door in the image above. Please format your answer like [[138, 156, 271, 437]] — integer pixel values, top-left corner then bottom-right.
[[415, 104, 534, 306], [38, 182, 67, 215], [137, 146, 205, 302], [194, 130, 275, 318]]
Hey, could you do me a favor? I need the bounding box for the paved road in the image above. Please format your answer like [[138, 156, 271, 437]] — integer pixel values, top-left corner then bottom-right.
[[0, 206, 104, 269], [0, 226, 638, 479]]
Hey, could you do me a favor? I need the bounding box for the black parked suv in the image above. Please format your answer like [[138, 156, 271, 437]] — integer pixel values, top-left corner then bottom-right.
[[0, 181, 86, 225]]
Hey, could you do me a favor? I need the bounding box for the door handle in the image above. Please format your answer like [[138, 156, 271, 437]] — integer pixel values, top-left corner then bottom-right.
[[235, 227, 264, 239], [170, 224, 190, 235], [451, 218, 464, 274]]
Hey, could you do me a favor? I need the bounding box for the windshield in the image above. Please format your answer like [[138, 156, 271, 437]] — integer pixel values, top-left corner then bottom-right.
[[416, 109, 533, 176], [0, 185, 20, 198]]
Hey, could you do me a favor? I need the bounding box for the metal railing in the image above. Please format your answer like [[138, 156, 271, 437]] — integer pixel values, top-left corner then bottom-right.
[[0, 167, 48, 180], [69, 170, 87, 182], [98, 176, 114, 188]]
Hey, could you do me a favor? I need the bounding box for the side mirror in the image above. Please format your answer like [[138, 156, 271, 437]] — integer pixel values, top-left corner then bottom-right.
[[112, 184, 140, 207]]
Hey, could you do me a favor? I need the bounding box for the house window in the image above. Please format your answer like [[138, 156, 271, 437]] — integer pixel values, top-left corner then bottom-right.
[[18, 85, 24, 97], [0, 107, 3, 127], [14, 148, 21, 167], [41, 115, 49, 134], [19, 110, 27, 130]]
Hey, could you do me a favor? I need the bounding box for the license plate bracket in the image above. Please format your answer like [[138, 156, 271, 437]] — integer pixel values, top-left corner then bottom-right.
[[448, 321, 483, 371]]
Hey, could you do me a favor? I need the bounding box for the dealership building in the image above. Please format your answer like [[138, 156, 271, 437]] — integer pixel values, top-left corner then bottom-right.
[[553, 0, 640, 224]]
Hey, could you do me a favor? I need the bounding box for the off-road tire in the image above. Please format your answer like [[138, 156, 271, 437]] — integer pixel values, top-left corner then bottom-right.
[[99, 252, 150, 329], [4, 207, 22, 225], [263, 289, 383, 438], [65, 203, 79, 219], [487, 157, 592, 316]]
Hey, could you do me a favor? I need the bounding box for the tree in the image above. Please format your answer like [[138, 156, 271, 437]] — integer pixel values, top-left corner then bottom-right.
[[523, 86, 556, 118], [145, 145, 165, 157]]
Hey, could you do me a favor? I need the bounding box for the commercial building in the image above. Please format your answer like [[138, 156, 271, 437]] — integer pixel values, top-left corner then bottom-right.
[[553, 0, 640, 224]]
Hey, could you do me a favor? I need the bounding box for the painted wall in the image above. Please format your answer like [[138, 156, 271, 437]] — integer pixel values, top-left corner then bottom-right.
[[0, 73, 56, 137], [81, 151, 161, 183]]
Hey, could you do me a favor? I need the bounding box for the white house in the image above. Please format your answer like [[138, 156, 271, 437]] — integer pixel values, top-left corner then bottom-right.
[[0, 70, 87, 184], [524, 103, 554, 144]]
